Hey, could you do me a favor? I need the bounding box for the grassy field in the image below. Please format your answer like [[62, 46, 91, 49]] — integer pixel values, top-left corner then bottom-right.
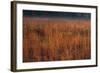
[[23, 17, 91, 62]]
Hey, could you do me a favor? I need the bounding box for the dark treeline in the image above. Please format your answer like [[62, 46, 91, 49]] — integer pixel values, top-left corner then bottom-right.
[[23, 10, 91, 20]]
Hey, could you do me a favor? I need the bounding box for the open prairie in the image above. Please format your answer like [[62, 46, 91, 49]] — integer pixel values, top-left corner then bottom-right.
[[23, 17, 91, 62]]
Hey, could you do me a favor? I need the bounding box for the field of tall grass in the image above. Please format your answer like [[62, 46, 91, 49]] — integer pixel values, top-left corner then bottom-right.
[[23, 17, 91, 62]]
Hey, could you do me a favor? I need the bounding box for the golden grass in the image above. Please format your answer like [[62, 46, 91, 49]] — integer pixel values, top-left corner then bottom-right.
[[23, 17, 91, 62]]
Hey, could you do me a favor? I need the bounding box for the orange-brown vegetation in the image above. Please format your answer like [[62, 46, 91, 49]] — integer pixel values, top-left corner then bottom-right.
[[23, 17, 91, 62]]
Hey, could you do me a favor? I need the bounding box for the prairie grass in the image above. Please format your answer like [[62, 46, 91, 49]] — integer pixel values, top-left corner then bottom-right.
[[23, 17, 91, 62]]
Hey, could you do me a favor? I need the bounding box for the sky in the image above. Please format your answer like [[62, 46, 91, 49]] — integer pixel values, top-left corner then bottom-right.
[[23, 10, 91, 19]]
